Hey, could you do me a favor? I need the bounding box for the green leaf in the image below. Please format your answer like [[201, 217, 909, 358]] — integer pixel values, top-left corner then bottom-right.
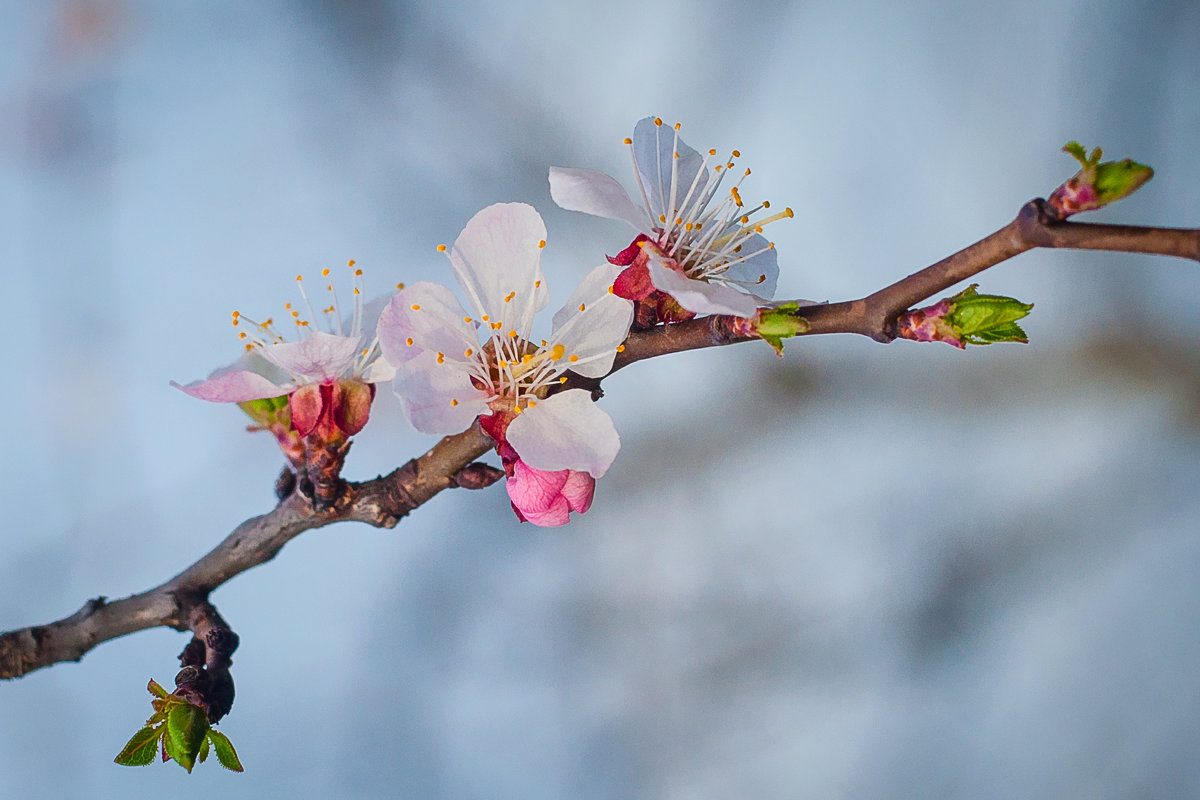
[[114, 726, 161, 767], [207, 730, 245, 773], [147, 679, 170, 699], [963, 321, 1028, 345], [752, 303, 811, 355], [238, 395, 292, 426], [1063, 141, 1088, 164], [197, 732, 211, 764], [166, 702, 210, 773]]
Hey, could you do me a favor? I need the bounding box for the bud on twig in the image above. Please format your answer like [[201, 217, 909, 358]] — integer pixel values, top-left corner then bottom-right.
[[894, 285, 1033, 348], [737, 302, 812, 355], [1046, 142, 1153, 220]]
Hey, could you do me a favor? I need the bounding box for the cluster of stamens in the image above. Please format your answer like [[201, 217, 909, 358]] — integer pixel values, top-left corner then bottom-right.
[[628, 118, 794, 288], [231, 260, 391, 379], [406, 241, 625, 413]]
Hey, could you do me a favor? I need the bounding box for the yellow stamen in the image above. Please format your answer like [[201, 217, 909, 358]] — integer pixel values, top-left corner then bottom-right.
[[551, 344, 565, 360], [437, 244, 447, 252], [396, 282, 405, 290], [411, 304, 421, 310], [347, 259, 356, 267], [465, 348, 473, 357], [538, 240, 546, 249], [405, 337, 414, 346], [616, 344, 625, 352], [450, 399, 458, 406], [568, 355, 578, 363]]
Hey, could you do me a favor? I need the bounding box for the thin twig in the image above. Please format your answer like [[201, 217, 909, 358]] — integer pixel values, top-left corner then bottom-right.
[[3, 200, 1198, 682]]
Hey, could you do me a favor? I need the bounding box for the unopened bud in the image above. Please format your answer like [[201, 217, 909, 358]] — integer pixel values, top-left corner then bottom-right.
[[896, 285, 1033, 348], [1046, 141, 1153, 220]]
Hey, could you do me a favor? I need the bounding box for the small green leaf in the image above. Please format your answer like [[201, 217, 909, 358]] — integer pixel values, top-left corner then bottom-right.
[[114, 726, 161, 767], [166, 702, 210, 773], [147, 679, 170, 699], [197, 732, 211, 764], [207, 730, 245, 773], [948, 287, 1033, 332], [963, 321, 1028, 345], [1063, 141, 1088, 163], [752, 303, 811, 355], [238, 395, 292, 426]]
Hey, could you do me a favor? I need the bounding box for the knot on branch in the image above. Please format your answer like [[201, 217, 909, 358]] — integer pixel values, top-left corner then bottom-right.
[[174, 602, 239, 723], [450, 462, 505, 490]]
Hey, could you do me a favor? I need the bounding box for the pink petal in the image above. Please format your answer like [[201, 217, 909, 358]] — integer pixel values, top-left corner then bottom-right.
[[549, 262, 634, 379], [376, 282, 477, 367], [506, 389, 620, 477], [646, 255, 759, 317], [561, 470, 595, 514], [549, 167, 649, 233], [448, 203, 548, 330], [266, 330, 363, 382], [171, 366, 290, 403], [506, 460, 571, 527], [392, 350, 491, 435]]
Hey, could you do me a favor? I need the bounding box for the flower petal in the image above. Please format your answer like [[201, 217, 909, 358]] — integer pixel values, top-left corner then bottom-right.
[[171, 352, 292, 403], [561, 470, 595, 514], [506, 389, 619, 477], [632, 116, 705, 223], [549, 263, 633, 379], [548, 167, 649, 233], [377, 282, 478, 367], [506, 462, 572, 527], [448, 202, 548, 333], [393, 350, 491, 435], [264, 330, 363, 382], [647, 255, 759, 317], [717, 231, 780, 300]]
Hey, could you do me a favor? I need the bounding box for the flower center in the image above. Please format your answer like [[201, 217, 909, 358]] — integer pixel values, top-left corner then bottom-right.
[[231, 260, 395, 379], [627, 118, 794, 288]]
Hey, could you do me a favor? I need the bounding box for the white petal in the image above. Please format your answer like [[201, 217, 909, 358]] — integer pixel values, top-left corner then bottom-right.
[[549, 263, 633, 379], [717, 231, 780, 300], [648, 256, 759, 317], [632, 116, 705, 223], [506, 389, 620, 477], [361, 357, 395, 383], [448, 203, 549, 334], [393, 350, 491, 435], [353, 293, 394, 339], [548, 167, 650, 233], [376, 282, 478, 367], [264, 330, 363, 382], [171, 354, 293, 403]]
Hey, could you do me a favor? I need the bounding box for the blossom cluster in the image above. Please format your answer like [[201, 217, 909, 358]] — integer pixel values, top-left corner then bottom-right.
[[175, 117, 789, 525]]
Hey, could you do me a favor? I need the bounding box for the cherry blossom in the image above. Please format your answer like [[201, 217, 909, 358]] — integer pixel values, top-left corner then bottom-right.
[[376, 202, 633, 526], [550, 116, 793, 319], [173, 263, 397, 473]]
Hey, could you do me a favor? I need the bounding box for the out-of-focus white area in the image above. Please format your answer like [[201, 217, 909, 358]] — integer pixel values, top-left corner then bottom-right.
[[2, 0, 1199, 797]]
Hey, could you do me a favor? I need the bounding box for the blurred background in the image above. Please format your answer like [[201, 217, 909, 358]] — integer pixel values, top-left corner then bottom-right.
[[2, 0, 1200, 797]]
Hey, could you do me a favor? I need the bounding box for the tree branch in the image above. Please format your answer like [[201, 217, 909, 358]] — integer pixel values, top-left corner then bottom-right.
[[0, 422, 497, 680], [3, 199, 1197, 682], [611, 199, 1200, 367]]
